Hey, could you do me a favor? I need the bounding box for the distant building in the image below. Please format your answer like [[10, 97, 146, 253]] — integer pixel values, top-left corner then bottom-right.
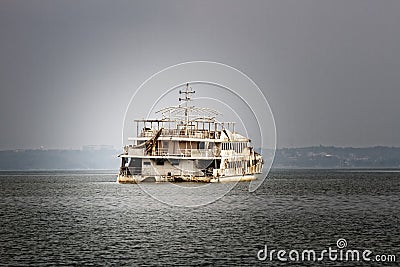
[[82, 145, 114, 151]]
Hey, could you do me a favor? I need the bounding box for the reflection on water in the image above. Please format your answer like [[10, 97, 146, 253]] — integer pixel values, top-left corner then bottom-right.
[[1, 170, 399, 266]]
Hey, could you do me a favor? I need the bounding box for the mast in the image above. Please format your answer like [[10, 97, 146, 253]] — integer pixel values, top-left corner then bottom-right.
[[179, 83, 195, 133]]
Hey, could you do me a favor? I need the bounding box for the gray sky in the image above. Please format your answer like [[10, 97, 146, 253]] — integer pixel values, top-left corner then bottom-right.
[[1, 0, 400, 149]]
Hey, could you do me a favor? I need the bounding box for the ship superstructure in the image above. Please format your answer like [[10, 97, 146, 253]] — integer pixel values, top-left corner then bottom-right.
[[118, 84, 263, 183]]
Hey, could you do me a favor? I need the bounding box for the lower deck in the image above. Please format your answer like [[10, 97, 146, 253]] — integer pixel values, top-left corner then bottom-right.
[[118, 156, 263, 181], [117, 173, 257, 183]]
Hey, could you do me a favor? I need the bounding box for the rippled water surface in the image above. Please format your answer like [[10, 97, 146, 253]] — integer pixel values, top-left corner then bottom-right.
[[1, 169, 399, 266]]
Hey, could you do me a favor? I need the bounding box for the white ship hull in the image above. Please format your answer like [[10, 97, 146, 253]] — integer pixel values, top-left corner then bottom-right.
[[117, 84, 264, 184], [117, 173, 257, 183]]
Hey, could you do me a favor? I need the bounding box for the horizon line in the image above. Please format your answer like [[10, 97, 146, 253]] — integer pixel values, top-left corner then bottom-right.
[[2, 144, 400, 152]]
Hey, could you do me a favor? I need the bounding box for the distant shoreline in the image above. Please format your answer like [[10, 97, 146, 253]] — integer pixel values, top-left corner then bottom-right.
[[1, 168, 400, 173], [1, 146, 400, 170]]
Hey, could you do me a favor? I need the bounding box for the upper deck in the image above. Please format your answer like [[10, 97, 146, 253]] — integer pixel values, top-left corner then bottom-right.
[[128, 84, 242, 142], [130, 120, 238, 141]]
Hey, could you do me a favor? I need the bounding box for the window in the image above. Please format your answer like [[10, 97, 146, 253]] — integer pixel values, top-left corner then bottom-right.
[[156, 159, 165, 165], [169, 159, 179, 165], [199, 142, 205, 149]]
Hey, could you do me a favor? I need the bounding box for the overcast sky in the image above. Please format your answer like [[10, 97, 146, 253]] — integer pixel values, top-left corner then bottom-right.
[[1, 0, 400, 149]]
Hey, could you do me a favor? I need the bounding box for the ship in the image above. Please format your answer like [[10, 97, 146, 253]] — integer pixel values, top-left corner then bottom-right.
[[117, 84, 263, 183]]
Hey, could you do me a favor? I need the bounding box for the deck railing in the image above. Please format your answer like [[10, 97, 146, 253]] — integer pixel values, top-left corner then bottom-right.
[[124, 147, 218, 158], [152, 148, 216, 157], [140, 129, 220, 139]]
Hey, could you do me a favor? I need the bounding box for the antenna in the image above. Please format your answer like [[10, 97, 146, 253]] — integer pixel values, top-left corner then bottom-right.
[[179, 83, 195, 131]]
